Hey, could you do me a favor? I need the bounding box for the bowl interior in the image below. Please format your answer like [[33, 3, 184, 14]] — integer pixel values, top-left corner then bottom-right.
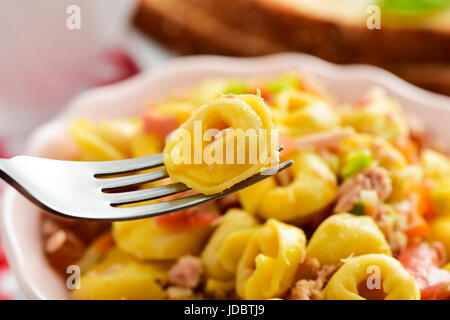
[[2, 53, 449, 299]]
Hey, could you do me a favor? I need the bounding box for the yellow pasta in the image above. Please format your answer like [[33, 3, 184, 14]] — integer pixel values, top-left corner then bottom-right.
[[131, 132, 163, 158], [430, 178, 450, 217], [239, 151, 337, 222], [204, 278, 235, 299], [390, 165, 423, 201], [97, 119, 142, 156], [201, 209, 259, 281], [61, 74, 450, 301], [427, 216, 450, 257], [72, 248, 167, 300], [69, 119, 126, 161], [306, 213, 391, 266], [272, 90, 339, 136], [163, 94, 276, 195], [325, 254, 420, 300], [236, 219, 306, 299], [420, 149, 450, 179], [337, 133, 407, 172], [340, 88, 409, 141], [420, 149, 450, 216], [112, 218, 214, 260]]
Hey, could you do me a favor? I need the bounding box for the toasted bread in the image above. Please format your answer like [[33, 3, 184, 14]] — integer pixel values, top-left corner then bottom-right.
[[134, 0, 450, 95], [183, 0, 450, 64], [134, 0, 285, 56]]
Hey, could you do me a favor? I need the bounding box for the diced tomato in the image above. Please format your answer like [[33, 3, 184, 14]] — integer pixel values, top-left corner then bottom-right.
[[421, 283, 450, 300], [142, 110, 178, 138], [251, 88, 272, 102], [92, 233, 115, 253], [404, 213, 430, 238], [393, 137, 419, 164], [279, 135, 297, 158], [354, 97, 373, 108], [155, 190, 221, 228], [155, 207, 221, 229], [403, 186, 435, 238], [418, 180, 437, 220], [399, 242, 450, 300]]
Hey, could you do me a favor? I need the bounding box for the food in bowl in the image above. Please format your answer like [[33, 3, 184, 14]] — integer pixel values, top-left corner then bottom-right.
[[41, 72, 450, 300]]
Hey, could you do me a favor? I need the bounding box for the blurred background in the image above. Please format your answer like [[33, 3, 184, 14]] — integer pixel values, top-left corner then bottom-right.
[[0, 0, 449, 299]]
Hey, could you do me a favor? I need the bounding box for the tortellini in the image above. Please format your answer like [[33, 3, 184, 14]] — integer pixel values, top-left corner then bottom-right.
[[201, 209, 259, 281], [420, 149, 450, 180], [390, 165, 423, 201], [420, 149, 450, 216], [340, 88, 409, 141], [306, 213, 391, 266], [63, 74, 450, 301], [131, 132, 163, 158], [72, 249, 167, 300], [272, 90, 339, 136], [112, 218, 214, 260], [427, 216, 450, 257], [337, 133, 407, 172], [236, 219, 306, 299], [163, 94, 276, 195], [325, 254, 420, 300], [69, 119, 128, 161], [239, 151, 337, 222]]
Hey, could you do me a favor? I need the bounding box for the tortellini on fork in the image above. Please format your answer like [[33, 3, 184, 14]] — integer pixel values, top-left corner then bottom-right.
[[163, 94, 277, 195]]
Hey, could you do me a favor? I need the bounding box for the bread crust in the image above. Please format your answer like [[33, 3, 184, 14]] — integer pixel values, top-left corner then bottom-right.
[[184, 0, 450, 64], [134, 0, 284, 56], [134, 0, 450, 95]]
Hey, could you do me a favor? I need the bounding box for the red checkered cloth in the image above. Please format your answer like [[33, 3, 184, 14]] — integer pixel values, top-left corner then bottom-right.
[[0, 51, 139, 300]]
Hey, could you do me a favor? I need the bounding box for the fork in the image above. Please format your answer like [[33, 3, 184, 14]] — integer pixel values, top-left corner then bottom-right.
[[0, 153, 292, 221]]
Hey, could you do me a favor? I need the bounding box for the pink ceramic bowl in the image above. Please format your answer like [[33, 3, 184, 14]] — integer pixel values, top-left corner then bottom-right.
[[1, 53, 450, 299]]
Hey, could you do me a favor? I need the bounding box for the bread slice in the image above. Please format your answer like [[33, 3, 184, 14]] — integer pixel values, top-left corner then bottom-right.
[[134, 0, 285, 56], [134, 0, 450, 95], [183, 0, 450, 64]]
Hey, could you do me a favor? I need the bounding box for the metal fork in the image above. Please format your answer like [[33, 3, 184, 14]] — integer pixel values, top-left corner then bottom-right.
[[0, 153, 292, 221]]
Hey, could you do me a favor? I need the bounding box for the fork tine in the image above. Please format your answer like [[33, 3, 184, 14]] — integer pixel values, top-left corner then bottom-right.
[[92, 153, 164, 177], [93, 145, 282, 177], [99, 168, 169, 191], [110, 160, 293, 220], [107, 182, 190, 206]]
